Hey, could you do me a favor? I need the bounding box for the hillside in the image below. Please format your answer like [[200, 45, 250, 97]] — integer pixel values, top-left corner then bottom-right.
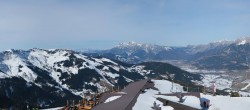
[[0, 49, 201, 108]]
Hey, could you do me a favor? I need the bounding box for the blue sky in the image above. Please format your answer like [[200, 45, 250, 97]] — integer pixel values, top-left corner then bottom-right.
[[1, 0, 250, 50]]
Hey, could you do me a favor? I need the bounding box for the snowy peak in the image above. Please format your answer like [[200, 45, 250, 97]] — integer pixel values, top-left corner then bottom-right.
[[196, 37, 250, 47], [117, 41, 143, 47], [112, 41, 172, 57], [86, 37, 250, 69], [237, 40, 246, 45], [116, 41, 171, 50], [183, 37, 250, 54], [208, 37, 250, 46], [186, 40, 233, 54], [212, 39, 233, 45], [236, 37, 250, 45]]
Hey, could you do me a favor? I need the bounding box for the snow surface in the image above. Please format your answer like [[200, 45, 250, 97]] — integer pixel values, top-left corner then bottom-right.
[[104, 96, 122, 103], [201, 94, 250, 110], [104, 72, 119, 78], [101, 58, 118, 65], [239, 91, 250, 97], [116, 41, 172, 55], [133, 80, 182, 110], [153, 80, 183, 93], [241, 83, 250, 90], [128, 65, 151, 76], [237, 39, 247, 45], [157, 95, 201, 109], [0, 72, 8, 78], [162, 106, 174, 110], [133, 89, 174, 110], [182, 67, 225, 74], [43, 90, 250, 110], [134, 80, 250, 110], [0, 49, 126, 98], [241, 80, 250, 90], [200, 74, 232, 90], [123, 76, 133, 82], [152, 80, 200, 109], [29, 49, 69, 69], [3, 53, 37, 82], [74, 54, 114, 86]]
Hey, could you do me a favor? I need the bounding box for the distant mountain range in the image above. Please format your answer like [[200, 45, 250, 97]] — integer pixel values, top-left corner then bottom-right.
[[0, 49, 201, 108], [2, 37, 250, 108], [85, 37, 250, 70]]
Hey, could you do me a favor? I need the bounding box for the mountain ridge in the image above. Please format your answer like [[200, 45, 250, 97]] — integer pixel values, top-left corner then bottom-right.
[[84, 37, 250, 70], [0, 48, 201, 108]]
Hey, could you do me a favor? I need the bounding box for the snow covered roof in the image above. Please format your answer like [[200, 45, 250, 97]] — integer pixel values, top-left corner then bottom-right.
[[93, 79, 150, 110], [93, 79, 250, 110]]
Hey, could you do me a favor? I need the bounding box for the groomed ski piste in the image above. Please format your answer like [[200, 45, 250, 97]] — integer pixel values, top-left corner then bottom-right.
[[46, 79, 250, 110]]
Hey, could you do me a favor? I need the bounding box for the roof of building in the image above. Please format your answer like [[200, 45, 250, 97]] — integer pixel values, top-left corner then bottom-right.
[[93, 79, 151, 110]]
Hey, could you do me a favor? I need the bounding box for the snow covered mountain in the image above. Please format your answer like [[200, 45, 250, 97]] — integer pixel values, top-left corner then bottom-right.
[[192, 37, 250, 70], [86, 37, 250, 70], [107, 41, 175, 62], [0, 49, 201, 108], [86, 41, 189, 64], [114, 41, 172, 54], [186, 40, 232, 54]]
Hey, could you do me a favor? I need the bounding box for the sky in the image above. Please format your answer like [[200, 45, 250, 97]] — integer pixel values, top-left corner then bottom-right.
[[1, 0, 250, 50]]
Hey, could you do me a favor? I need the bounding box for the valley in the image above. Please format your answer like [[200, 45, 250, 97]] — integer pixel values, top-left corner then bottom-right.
[[165, 59, 250, 93], [2, 38, 250, 109], [85, 39, 250, 93]]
